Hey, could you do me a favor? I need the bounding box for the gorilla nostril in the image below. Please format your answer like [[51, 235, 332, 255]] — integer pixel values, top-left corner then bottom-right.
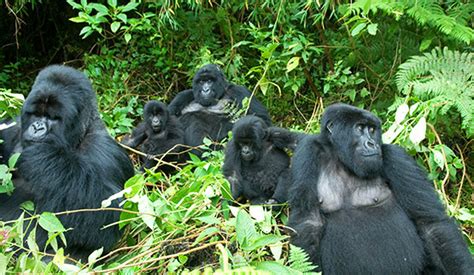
[[365, 140, 376, 149]]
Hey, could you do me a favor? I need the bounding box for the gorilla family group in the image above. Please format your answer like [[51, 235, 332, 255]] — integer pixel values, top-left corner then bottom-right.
[[0, 64, 472, 274]]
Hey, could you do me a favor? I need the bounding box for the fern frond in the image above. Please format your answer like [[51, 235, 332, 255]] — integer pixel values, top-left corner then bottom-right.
[[396, 47, 474, 137], [288, 245, 319, 274]]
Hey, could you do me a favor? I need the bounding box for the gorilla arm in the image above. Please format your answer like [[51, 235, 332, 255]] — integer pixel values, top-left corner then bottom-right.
[[122, 122, 147, 148], [382, 144, 474, 274], [288, 135, 326, 265], [227, 84, 272, 126], [168, 89, 195, 117]]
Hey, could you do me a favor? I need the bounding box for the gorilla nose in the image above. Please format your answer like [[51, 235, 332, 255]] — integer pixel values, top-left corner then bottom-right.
[[365, 140, 378, 150]]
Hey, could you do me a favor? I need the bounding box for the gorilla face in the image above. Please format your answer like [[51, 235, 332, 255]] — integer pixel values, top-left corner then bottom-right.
[[192, 64, 227, 107], [144, 101, 168, 133], [322, 104, 383, 178], [232, 116, 266, 163]]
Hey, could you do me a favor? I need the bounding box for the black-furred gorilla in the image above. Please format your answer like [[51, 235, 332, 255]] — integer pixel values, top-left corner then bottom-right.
[[288, 103, 473, 274], [0, 65, 134, 261], [122, 100, 185, 173], [223, 116, 297, 204], [168, 64, 271, 154]]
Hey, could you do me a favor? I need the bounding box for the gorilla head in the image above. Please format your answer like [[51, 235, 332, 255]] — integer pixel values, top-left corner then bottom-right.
[[144, 100, 168, 133], [321, 103, 382, 178], [20, 65, 100, 149], [231, 116, 267, 162], [192, 64, 228, 107]]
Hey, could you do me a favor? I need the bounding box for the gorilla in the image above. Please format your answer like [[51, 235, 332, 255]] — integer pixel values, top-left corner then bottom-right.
[[122, 100, 185, 173], [288, 103, 474, 274], [223, 116, 298, 204], [0, 65, 134, 261], [168, 64, 271, 155]]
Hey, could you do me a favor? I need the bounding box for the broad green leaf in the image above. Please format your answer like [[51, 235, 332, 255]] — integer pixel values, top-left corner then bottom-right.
[[236, 209, 257, 248], [351, 22, 367, 36], [286, 56, 300, 73], [269, 241, 283, 261], [124, 33, 132, 43], [244, 234, 286, 251], [367, 23, 378, 35], [39, 212, 65, 232], [122, 1, 139, 12], [111, 22, 121, 33]]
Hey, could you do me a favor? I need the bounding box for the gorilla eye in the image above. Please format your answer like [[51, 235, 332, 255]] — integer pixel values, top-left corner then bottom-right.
[[369, 126, 375, 134], [357, 125, 363, 132]]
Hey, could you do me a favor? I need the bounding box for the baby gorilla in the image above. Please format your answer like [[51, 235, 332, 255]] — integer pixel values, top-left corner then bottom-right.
[[223, 116, 297, 204], [122, 100, 185, 173]]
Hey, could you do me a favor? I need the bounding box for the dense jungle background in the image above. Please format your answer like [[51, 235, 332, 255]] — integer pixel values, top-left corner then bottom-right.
[[0, 0, 472, 273]]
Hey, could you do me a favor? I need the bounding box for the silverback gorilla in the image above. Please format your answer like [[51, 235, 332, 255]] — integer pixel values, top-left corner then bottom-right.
[[0, 65, 134, 261], [168, 64, 271, 155], [288, 103, 473, 274]]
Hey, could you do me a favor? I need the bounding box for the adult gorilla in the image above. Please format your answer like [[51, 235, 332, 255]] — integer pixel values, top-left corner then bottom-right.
[[288, 103, 473, 274], [0, 65, 134, 261], [168, 64, 271, 154]]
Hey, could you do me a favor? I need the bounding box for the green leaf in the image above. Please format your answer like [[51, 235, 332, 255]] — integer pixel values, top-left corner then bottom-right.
[[419, 38, 432, 52], [90, 3, 108, 14], [124, 33, 132, 43], [8, 153, 20, 168], [111, 21, 121, 33], [286, 56, 300, 73], [38, 212, 66, 232], [124, 174, 145, 198], [351, 22, 367, 36], [107, 0, 117, 8], [117, 13, 127, 23], [244, 234, 286, 251], [255, 261, 292, 273], [121, 1, 139, 12], [236, 209, 258, 248], [0, 254, 7, 274], [193, 227, 219, 245], [367, 23, 378, 35], [69, 16, 86, 23]]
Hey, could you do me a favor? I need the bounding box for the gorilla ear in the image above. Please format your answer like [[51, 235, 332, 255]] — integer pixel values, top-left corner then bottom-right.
[[326, 121, 334, 135]]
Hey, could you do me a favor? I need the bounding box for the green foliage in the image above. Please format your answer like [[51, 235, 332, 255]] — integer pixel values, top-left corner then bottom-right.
[[396, 47, 473, 137], [346, 0, 474, 44], [0, 89, 24, 119]]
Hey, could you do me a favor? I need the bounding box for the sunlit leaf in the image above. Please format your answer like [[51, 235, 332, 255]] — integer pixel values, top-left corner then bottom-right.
[[286, 56, 300, 73], [409, 117, 426, 144], [395, 103, 409, 124]]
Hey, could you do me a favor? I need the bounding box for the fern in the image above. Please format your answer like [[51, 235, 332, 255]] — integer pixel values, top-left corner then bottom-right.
[[347, 0, 474, 44], [287, 245, 319, 274], [396, 47, 474, 137]]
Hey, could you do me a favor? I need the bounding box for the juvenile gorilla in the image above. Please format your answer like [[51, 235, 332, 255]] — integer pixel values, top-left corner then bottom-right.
[[223, 116, 297, 204], [288, 103, 473, 274], [0, 65, 134, 261], [122, 100, 185, 173], [168, 64, 271, 154]]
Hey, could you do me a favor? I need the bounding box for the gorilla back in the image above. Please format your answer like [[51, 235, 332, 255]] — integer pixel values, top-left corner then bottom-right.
[[0, 65, 134, 261]]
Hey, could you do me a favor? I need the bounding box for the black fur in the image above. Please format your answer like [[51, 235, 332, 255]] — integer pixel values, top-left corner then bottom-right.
[[288, 103, 473, 274], [168, 64, 271, 155], [0, 65, 134, 261], [122, 100, 185, 173], [222, 116, 296, 204]]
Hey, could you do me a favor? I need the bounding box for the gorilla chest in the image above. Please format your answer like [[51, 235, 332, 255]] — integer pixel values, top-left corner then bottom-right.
[[317, 169, 392, 213]]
